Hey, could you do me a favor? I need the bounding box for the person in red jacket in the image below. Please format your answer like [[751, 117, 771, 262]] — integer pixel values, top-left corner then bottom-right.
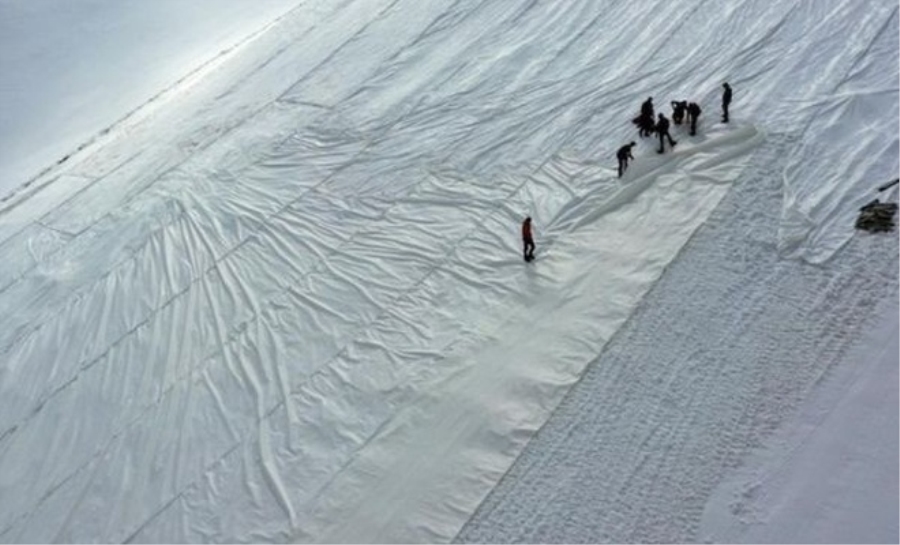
[[522, 216, 535, 262]]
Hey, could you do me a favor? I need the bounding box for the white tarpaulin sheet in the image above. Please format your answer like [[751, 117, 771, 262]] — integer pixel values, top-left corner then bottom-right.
[[0, 0, 895, 542]]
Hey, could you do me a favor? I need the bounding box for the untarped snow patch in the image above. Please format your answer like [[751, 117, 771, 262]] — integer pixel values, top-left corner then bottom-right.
[[699, 300, 899, 544]]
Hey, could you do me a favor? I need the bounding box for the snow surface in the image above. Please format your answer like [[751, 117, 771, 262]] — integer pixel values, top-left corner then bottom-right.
[[0, 0, 299, 193], [0, 0, 897, 543], [701, 301, 898, 544]]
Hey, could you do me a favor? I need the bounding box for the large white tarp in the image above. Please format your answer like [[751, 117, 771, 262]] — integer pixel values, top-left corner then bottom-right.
[[0, 0, 895, 542]]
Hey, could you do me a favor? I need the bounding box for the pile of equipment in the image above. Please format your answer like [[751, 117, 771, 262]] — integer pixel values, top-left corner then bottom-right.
[[855, 179, 899, 233]]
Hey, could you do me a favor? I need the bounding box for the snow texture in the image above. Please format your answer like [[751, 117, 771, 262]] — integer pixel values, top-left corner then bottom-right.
[[0, 0, 299, 192], [0, 0, 897, 543]]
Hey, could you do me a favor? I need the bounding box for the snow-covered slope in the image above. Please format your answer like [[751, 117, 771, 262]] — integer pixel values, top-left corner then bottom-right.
[[0, 0, 299, 193], [701, 302, 898, 544], [458, 121, 899, 545], [0, 0, 896, 543]]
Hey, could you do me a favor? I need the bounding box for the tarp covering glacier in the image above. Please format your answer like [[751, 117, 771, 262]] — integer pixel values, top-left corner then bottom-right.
[[0, 0, 896, 542]]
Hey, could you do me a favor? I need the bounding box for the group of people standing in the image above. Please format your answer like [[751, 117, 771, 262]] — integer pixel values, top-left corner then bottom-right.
[[618, 82, 732, 178], [522, 83, 733, 262]]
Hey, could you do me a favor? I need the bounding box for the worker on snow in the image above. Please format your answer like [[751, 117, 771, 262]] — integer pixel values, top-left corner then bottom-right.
[[617, 141, 637, 178], [671, 100, 687, 125], [635, 97, 656, 137], [522, 216, 535, 262], [686, 102, 702, 136], [656, 113, 677, 153], [641, 97, 655, 121], [722, 82, 732, 123]]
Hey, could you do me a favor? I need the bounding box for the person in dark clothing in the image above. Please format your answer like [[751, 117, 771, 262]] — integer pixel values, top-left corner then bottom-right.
[[641, 97, 654, 119], [616, 141, 637, 178], [522, 216, 535, 262], [722, 82, 732, 122], [671, 100, 687, 125], [635, 97, 655, 137], [637, 115, 656, 138], [686, 102, 702, 136], [656, 113, 676, 153]]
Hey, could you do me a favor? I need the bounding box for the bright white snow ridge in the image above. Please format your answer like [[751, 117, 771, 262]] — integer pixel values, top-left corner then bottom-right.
[[0, 0, 897, 543]]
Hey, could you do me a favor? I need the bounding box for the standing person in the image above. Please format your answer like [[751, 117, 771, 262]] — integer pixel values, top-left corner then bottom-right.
[[639, 97, 655, 137], [671, 100, 687, 125], [656, 113, 676, 153], [617, 141, 637, 178], [637, 115, 656, 138], [686, 102, 702, 136], [641, 97, 655, 120], [521, 216, 535, 262], [722, 82, 732, 122]]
